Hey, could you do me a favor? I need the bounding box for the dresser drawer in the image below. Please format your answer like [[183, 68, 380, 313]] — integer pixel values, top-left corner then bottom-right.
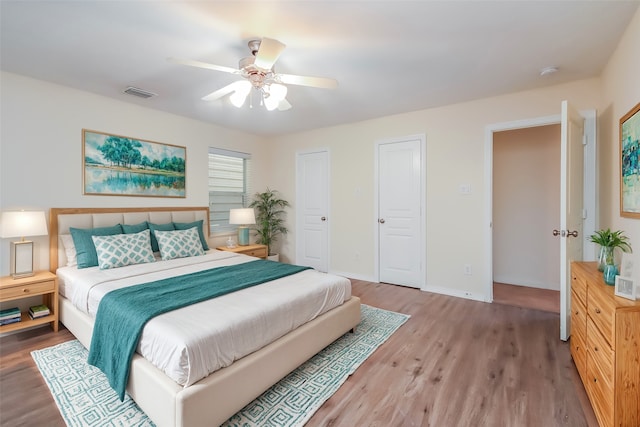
[[0, 280, 55, 301], [587, 286, 616, 347], [571, 269, 588, 306], [571, 290, 587, 338], [570, 329, 587, 382], [587, 318, 614, 391], [587, 351, 615, 427]]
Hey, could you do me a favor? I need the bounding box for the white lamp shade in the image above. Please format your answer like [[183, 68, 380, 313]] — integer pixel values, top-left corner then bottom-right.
[[0, 211, 48, 238], [229, 208, 256, 225]]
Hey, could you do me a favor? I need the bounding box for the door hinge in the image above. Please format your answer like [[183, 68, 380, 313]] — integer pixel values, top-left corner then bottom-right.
[[582, 209, 588, 220], [582, 134, 588, 146]]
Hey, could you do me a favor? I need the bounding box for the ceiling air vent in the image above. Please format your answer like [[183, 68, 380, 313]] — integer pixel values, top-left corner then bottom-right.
[[123, 86, 157, 99]]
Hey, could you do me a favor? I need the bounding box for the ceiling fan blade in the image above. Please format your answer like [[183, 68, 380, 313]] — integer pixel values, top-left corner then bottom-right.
[[278, 98, 292, 111], [279, 73, 338, 89], [254, 38, 286, 70], [168, 57, 240, 75], [201, 82, 239, 101]]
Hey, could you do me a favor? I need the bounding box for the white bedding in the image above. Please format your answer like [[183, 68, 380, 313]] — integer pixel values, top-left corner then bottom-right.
[[56, 250, 351, 387]]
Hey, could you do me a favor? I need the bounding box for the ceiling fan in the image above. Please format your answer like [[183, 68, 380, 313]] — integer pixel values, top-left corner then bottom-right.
[[169, 38, 338, 111]]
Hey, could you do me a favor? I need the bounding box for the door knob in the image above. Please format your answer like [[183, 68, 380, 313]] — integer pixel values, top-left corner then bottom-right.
[[321, 216, 326, 221], [553, 229, 565, 237], [379, 218, 385, 224], [567, 230, 578, 238]]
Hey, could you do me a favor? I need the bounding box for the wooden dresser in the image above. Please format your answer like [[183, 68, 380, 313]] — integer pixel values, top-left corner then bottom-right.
[[570, 261, 640, 427]]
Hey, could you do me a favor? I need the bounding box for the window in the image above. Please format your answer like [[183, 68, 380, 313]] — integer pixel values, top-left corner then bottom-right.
[[208, 148, 252, 234]]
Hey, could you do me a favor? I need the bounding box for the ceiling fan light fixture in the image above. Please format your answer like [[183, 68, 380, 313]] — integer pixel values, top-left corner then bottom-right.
[[229, 80, 252, 108]]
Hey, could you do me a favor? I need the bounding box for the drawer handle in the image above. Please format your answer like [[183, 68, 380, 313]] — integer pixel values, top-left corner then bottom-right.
[[594, 308, 601, 314], [593, 378, 597, 383], [594, 346, 598, 352], [23, 288, 29, 293]]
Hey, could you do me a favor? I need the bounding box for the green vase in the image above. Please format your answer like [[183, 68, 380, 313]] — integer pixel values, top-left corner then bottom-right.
[[597, 246, 614, 272]]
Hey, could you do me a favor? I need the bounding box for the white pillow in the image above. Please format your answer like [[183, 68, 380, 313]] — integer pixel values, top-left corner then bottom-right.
[[60, 234, 77, 267], [154, 227, 204, 261], [91, 229, 155, 270]]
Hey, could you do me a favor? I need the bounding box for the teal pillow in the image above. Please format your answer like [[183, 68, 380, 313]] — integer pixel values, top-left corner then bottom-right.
[[69, 224, 124, 269], [122, 221, 148, 234], [174, 220, 209, 250], [148, 222, 175, 252]]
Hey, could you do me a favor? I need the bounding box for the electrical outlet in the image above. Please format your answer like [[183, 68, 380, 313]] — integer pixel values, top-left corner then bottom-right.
[[464, 264, 472, 275]]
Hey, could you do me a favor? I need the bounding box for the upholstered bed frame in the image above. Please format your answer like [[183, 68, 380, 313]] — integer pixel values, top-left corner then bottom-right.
[[49, 207, 361, 427]]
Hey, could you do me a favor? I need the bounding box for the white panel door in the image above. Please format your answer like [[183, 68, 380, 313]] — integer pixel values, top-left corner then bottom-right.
[[559, 100, 584, 341], [296, 150, 329, 272], [378, 137, 423, 288]]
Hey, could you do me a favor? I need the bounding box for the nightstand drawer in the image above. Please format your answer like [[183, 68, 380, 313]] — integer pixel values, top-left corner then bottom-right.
[[0, 280, 55, 300], [244, 248, 267, 258]]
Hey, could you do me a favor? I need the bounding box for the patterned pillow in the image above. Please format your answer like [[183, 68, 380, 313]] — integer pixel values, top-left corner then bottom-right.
[[173, 220, 210, 250], [148, 222, 175, 252], [154, 227, 204, 261], [70, 224, 124, 269], [92, 229, 155, 270]]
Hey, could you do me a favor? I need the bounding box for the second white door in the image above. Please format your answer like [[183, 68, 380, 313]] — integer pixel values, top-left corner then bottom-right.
[[296, 149, 329, 272], [377, 135, 425, 288]]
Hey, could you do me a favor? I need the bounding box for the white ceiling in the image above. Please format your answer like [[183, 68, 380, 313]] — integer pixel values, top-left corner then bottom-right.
[[1, 1, 638, 136]]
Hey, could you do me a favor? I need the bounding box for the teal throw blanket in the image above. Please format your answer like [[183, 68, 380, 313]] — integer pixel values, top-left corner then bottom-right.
[[87, 260, 311, 400]]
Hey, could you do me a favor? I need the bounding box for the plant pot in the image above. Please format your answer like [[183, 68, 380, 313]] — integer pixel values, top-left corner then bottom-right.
[[267, 254, 279, 262]]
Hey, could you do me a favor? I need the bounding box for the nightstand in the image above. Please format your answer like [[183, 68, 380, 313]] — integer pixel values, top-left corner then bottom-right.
[[216, 243, 268, 259], [0, 271, 58, 333]]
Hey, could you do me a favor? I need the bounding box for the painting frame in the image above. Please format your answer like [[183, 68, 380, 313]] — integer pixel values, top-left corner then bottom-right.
[[620, 102, 640, 218], [83, 129, 186, 198]]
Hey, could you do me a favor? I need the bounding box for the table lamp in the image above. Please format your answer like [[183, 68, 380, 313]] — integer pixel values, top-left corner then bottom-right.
[[229, 208, 255, 246], [0, 210, 48, 278]]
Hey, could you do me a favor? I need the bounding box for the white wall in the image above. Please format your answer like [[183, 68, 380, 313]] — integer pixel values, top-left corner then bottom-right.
[[0, 72, 270, 275], [601, 8, 640, 280], [268, 78, 601, 301], [493, 125, 561, 290]]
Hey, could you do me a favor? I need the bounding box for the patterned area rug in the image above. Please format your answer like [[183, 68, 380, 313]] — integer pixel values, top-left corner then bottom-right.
[[32, 304, 409, 427]]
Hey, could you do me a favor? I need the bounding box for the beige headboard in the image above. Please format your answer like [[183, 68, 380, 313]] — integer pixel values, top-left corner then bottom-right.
[[49, 207, 210, 272]]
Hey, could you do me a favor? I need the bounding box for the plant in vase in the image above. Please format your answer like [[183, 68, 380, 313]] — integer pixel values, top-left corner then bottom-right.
[[589, 229, 632, 285], [249, 188, 290, 261]]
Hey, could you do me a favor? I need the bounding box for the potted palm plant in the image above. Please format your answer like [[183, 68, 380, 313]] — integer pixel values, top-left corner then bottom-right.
[[589, 228, 632, 284], [249, 188, 290, 261]]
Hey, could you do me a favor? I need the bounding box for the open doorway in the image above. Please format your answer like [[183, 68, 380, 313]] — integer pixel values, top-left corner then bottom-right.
[[492, 125, 561, 313], [484, 110, 596, 315]]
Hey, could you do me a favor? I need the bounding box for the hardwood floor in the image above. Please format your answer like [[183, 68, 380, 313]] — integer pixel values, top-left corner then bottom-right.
[[493, 282, 560, 313], [0, 280, 597, 427]]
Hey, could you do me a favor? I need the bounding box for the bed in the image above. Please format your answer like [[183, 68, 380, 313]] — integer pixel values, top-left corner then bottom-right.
[[49, 207, 361, 427]]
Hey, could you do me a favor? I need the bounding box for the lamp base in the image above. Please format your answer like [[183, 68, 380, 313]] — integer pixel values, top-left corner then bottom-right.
[[11, 240, 35, 279], [237, 226, 250, 246]]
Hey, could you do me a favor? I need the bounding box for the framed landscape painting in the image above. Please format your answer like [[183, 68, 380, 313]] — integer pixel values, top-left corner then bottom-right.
[[83, 129, 186, 198], [620, 102, 640, 218]]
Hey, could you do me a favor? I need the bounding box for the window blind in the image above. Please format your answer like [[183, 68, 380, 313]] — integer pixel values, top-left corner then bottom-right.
[[208, 148, 252, 234]]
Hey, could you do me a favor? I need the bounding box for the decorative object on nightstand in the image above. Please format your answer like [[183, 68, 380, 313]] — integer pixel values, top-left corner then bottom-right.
[[249, 188, 290, 260], [0, 271, 58, 333], [229, 208, 256, 246], [0, 210, 48, 278]]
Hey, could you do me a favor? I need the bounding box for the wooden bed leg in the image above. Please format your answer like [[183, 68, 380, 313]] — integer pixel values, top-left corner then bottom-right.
[[350, 327, 356, 333]]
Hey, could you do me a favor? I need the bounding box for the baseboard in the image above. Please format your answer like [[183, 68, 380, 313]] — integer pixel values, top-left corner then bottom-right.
[[328, 270, 377, 283], [422, 284, 488, 303]]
